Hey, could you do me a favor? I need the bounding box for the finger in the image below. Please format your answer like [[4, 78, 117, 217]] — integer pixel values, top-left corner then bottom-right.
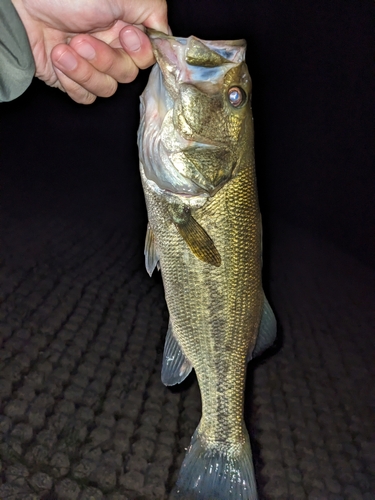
[[69, 33, 142, 82], [51, 44, 118, 103], [54, 67, 98, 105], [119, 26, 155, 70]]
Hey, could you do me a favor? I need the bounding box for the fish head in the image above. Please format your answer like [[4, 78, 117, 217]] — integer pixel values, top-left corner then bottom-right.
[[138, 30, 252, 204]]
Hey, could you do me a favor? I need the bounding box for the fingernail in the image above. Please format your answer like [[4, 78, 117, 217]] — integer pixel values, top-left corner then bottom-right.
[[75, 41, 96, 60], [122, 29, 141, 52], [56, 50, 77, 71]]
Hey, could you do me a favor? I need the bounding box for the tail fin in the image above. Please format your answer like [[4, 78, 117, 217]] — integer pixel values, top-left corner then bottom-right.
[[170, 429, 258, 500]]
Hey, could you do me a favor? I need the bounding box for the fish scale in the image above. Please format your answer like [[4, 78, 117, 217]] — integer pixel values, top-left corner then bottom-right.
[[138, 30, 276, 500], [140, 157, 262, 438]]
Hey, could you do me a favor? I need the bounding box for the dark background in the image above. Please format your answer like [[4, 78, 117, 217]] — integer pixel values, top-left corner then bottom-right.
[[0, 4, 374, 497], [1, 0, 374, 268]]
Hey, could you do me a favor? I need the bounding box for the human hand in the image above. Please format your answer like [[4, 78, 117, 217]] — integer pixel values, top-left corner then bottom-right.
[[11, 0, 168, 104]]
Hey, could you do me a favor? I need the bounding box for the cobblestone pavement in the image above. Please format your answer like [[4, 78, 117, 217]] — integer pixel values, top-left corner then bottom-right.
[[0, 187, 374, 500]]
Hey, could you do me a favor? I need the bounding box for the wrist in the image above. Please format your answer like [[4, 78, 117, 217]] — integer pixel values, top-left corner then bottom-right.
[[11, 0, 32, 42], [0, 0, 35, 100]]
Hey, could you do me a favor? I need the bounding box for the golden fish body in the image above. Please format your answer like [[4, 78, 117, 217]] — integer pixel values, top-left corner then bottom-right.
[[138, 30, 276, 500]]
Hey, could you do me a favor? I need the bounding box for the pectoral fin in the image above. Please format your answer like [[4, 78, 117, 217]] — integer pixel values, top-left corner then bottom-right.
[[144, 223, 160, 277], [162, 321, 193, 386], [249, 294, 277, 360], [170, 205, 221, 267]]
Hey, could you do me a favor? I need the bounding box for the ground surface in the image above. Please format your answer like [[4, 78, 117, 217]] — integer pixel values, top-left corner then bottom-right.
[[0, 181, 374, 500]]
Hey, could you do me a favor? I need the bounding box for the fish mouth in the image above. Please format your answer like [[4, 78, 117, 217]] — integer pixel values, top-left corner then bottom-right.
[[146, 29, 246, 63], [146, 29, 246, 99]]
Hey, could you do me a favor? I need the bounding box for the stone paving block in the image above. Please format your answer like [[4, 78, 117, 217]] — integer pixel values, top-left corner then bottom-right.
[[72, 458, 97, 481], [24, 444, 50, 466], [92, 463, 117, 491], [0, 378, 13, 398], [4, 398, 28, 419], [5, 463, 29, 485], [50, 452, 70, 478], [27, 408, 46, 430], [106, 493, 128, 500], [126, 454, 148, 473], [55, 478, 81, 499], [132, 438, 155, 461], [78, 361, 98, 378], [101, 450, 123, 472], [0, 483, 33, 499], [119, 469, 145, 492], [10, 422, 33, 443], [15, 383, 35, 402], [88, 426, 111, 447], [29, 471, 54, 492], [79, 486, 104, 500], [0, 209, 373, 500]]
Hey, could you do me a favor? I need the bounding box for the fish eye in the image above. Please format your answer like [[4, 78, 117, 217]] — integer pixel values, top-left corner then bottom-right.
[[228, 86, 246, 107]]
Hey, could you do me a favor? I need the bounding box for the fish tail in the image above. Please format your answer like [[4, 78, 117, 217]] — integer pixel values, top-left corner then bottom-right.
[[170, 428, 258, 500]]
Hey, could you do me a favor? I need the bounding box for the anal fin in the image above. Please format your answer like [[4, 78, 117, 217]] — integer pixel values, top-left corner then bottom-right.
[[162, 321, 192, 386], [249, 294, 277, 360]]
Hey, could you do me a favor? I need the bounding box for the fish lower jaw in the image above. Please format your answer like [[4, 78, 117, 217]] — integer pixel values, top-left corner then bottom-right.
[[145, 177, 209, 208]]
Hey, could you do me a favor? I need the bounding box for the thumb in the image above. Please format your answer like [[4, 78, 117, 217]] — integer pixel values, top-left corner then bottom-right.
[[141, 3, 169, 34]]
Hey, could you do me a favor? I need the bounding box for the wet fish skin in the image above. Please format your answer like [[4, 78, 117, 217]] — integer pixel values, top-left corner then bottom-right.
[[138, 30, 276, 500]]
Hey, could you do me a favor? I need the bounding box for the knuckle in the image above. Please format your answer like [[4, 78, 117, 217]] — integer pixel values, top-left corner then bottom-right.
[[104, 52, 139, 83], [67, 84, 96, 104], [120, 65, 139, 84], [77, 68, 95, 86], [79, 91, 97, 105], [56, 69, 96, 104], [100, 78, 118, 98]]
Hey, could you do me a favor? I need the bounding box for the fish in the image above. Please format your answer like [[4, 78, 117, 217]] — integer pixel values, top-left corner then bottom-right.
[[137, 29, 277, 500]]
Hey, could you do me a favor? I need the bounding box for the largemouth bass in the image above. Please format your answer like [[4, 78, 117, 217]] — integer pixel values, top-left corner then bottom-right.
[[138, 30, 276, 500]]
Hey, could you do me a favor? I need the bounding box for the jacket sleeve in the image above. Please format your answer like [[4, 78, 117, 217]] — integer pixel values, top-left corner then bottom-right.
[[0, 0, 35, 102]]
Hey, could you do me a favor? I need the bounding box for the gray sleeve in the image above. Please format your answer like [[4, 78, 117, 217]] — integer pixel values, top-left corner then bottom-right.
[[0, 0, 35, 102]]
